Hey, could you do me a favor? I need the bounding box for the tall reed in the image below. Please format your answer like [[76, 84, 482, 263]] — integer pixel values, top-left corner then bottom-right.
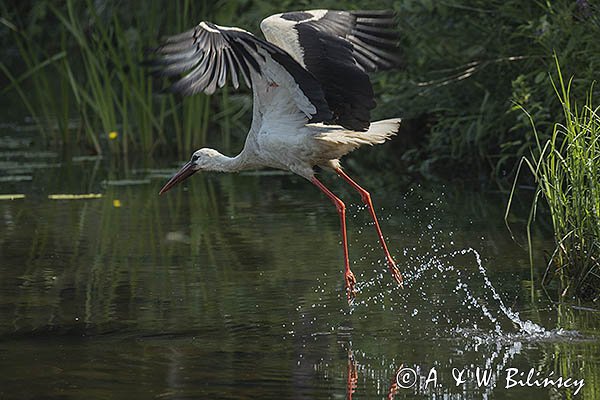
[[1, 0, 245, 157], [506, 57, 600, 300]]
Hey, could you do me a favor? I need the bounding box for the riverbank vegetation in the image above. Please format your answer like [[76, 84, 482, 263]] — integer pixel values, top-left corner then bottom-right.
[[1, 0, 247, 157], [1, 1, 598, 170], [507, 59, 600, 301]]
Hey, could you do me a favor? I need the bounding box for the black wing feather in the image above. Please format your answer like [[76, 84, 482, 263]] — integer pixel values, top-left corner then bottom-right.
[[296, 10, 402, 130], [149, 21, 331, 122], [261, 9, 403, 131], [308, 10, 403, 73], [296, 23, 375, 130]]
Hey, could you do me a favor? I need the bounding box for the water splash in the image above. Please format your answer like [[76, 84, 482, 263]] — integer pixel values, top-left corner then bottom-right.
[[351, 245, 580, 340], [462, 248, 546, 336], [307, 187, 585, 343], [432, 247, 546, 336]]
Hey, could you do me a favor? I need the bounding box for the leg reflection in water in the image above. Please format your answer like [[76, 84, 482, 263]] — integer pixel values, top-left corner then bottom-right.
[[346, 349, 358, 399], [345, 348, 403, 400]]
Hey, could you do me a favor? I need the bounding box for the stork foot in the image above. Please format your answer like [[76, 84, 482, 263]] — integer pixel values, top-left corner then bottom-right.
[[387, 259, 404, 288], [344, 270, 357, 302]]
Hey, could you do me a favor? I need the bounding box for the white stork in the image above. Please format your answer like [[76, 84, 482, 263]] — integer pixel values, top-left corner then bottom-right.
[[153, 9, 404, 300]]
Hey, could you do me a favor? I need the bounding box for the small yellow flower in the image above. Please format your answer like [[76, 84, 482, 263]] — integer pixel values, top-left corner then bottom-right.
[[113, 199, 121, 208], [108, 131, 118, 140]]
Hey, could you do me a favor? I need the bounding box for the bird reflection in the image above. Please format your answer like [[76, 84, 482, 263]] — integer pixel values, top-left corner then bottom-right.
[[344, 346, 403, 400]]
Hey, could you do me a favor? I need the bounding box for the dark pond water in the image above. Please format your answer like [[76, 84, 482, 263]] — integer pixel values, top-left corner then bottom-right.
[[1, 145, 599, 399]]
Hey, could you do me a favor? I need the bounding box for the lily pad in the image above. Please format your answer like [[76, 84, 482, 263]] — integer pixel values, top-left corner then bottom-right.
[[0, 151, 58, 159], [0, 175, 33, 182], [0, 194, 25, 200], [101, 179, 151, 186], [48, 194, 103, 200], [72, 155, 103, 162], [0, 137, 33, 150], [0, 161, 60, 170]]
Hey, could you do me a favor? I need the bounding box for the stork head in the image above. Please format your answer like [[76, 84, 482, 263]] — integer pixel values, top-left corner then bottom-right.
[[159, 148, 221, 194]]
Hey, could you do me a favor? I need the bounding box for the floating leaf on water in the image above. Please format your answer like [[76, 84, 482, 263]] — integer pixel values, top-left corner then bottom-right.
[[0, 161, 60, 170], [0, 168, 34, 175], [72, 155, 103, 162], [101, 179, 151, 186], [0, 194, 25, 200], [0, 151, 58, 159], [0, 175, 32, 182], [165, 231, 191, 244], [147, 173, 178, 179], [131, 168, 180, 180], [48, 194, 103, 200], [113, 199, 121, 208], [27, 162, 61, 169], [132, 168, 178, 175], [0, 136, 33, 150], [0, 161, 20, 169]]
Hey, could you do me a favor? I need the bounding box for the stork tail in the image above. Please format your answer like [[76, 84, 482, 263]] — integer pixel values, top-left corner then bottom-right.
[[363, 118, 401, 144]]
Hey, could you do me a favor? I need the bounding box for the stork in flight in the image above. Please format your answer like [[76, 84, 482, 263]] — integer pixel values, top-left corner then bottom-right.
[[154, 9, 404, 300]]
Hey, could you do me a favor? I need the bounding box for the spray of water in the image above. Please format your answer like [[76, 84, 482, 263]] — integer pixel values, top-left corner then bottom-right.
[[351, 244, 581, 341]]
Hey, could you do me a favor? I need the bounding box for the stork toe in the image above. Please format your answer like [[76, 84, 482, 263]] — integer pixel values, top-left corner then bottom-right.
[[344, 270, 357, 301], [387, 261, 404, 288]]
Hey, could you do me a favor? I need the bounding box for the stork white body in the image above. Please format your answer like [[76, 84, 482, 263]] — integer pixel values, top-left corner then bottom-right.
[[154, 9, 405, 300]]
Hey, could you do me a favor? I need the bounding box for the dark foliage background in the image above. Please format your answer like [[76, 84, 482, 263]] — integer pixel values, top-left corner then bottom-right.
[[1, 0, 599, 180]]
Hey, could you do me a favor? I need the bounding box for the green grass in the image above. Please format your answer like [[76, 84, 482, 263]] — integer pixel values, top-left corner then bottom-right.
[[506, 56, 600, 301]]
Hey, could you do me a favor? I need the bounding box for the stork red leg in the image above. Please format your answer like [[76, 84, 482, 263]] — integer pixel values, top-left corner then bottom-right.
[[311, 177, 357, 301], [335, 168, 403, 287]]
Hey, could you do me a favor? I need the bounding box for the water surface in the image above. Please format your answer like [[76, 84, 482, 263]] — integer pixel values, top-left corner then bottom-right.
[[0, 150, 598, 399]]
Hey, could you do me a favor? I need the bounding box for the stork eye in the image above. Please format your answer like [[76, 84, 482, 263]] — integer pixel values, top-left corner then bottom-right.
[[191, 155, 199, 162]]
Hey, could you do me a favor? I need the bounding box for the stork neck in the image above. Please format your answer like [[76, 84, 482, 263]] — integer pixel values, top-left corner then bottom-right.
[[208, 149, 249, 172]]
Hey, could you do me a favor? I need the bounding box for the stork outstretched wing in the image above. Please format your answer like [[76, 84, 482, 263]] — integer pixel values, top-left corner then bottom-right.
[[260, 10, 403, 131], [151, 21, 332, 125]]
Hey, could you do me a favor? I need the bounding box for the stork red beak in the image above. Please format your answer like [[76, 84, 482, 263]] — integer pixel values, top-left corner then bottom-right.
[[159, 162, 197, 195]]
